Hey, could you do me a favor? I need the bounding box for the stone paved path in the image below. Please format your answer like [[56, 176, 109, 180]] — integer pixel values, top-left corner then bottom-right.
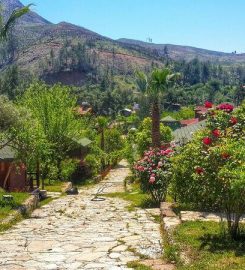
[[0, 160, 162, 270]]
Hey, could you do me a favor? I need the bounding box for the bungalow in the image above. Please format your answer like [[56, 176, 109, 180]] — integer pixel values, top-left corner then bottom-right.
[[68, 137, 92, 181], [160, 116, 181, 130], [0, 145, 27, 192], [194, 106, 209, 120], [77, 102, 93, 117]]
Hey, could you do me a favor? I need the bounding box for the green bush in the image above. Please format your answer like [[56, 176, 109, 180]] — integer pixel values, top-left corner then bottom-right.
[[172, 101, 245, 239]]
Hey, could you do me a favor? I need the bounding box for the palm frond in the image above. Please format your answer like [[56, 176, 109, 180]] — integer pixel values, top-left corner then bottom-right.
[[135, 70, 148, 93], [0, 4, 33, 39]]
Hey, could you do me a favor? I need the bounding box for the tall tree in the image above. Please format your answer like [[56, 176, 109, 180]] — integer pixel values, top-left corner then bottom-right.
[[136, 68, 180, 147]]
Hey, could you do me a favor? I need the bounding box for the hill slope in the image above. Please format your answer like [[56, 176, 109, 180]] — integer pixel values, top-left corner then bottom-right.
[[118, 38, 245, 64], [0, 0, 245, 86]]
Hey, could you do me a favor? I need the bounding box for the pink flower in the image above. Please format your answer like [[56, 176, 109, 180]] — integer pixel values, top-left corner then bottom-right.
[[230, 117, 238, 125], [158, 161, 163, 167], [205, 101, 213, 108], [212, 129, 220, 138], [203, 137, 212, 145], [195, 167, 204, 174], [149, 176, 156, 184]]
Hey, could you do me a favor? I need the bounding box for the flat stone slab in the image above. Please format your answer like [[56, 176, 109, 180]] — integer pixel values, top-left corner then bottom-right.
[[0, 160, 162, 269], [181, 211, 245, 223]]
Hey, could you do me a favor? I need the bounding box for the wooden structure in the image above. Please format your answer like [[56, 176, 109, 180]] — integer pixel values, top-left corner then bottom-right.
[[68, 137, 92, 182], [0, 145, 27, 192], [160, 116, 181, 130]]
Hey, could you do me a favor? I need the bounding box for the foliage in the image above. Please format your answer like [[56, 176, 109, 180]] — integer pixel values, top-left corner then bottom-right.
[[136, 117, 173, 156], [172, 101, 245, 239], [136, 68, 180, 147], [15, 82, 82, 180], [0, 95, 19, 133], [0, 4, 32, 39], [161, 107, 195, 121], [134, 146, 175, 204]]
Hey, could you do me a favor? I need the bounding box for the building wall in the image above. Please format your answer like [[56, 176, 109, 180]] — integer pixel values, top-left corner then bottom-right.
[[0, 162, 26, 191]]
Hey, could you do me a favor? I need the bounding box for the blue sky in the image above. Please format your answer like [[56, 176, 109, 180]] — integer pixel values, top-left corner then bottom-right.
[[21, 0, 244, 53]]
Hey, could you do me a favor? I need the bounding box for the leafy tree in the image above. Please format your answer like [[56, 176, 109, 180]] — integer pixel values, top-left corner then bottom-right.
[[136, 68, 179, 147], [20, 82, 82, 180]]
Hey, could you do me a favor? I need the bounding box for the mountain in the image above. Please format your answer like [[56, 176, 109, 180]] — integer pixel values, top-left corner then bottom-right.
[[0, 0, 245, 87], [118, 39, 245, 64]]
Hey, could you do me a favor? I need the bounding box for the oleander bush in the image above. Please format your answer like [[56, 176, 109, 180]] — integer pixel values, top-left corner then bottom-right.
[[172, 101, 245, 239]]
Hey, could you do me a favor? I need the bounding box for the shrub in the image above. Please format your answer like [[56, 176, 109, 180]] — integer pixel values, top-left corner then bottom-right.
[[134, 146, 175, 204], [172, 101, 245, 239]]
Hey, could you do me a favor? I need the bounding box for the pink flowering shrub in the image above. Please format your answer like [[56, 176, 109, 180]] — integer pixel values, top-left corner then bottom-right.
[[172, 101, 245, 239], [134, 145, 175, 204]]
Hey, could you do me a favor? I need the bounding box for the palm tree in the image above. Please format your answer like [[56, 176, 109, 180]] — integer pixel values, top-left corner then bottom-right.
[[0, 4, 32, 40], [136, 68, 180, 148]]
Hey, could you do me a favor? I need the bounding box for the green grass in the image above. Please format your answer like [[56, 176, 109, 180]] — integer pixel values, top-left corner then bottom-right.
[[173, 221, 245, 270], [39, 197, 55, 207], [44, 178, 96, 193], [127, 261, 153, 270], [0, 192, 30, 220], [104, 183, 157, 211], [44, 180, 64, 193]]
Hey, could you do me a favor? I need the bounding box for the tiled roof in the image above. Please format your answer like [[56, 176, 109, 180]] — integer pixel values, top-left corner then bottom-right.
[[173, 120, 206, 144], [180, 118, 199, 126], [195, 106, 208, 114]]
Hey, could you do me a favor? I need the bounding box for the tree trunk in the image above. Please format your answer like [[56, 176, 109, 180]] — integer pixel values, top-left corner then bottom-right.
[[36, 160, 40, 188], [151, 100, 161, 148], [226, 211, 241, 240]]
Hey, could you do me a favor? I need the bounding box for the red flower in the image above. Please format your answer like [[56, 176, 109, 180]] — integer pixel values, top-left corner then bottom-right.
[[230, 117, 238, 125], [203, 137, 212, 145], [212, 129, 220, 138], [205, 101, 213, 108], [221, 153, 230, 159], [195, 167, 204, 174], [216, 103, 234, 113]]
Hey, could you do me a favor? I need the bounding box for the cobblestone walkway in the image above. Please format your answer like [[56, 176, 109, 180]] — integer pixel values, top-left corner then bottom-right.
[[0, 160, 162, 270]]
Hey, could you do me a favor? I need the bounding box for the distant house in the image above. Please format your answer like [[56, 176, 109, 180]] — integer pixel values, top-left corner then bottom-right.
[[173, 120, 206, 145], [121, 108, 133, 117], [77, 102, 93, 117], [194, 106, 209, 120], [160, 116, 181, 130], [0, 145, 27, 192], [164, 102, 181, 111], [180, 118, 199, 127], [68, 137, 92, 181], [69, 137, 92, 160]]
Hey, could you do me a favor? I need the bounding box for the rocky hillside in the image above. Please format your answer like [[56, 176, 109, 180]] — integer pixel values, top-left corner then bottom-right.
[[0, 0, 245, 86], [118, 39, 245, 64]]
